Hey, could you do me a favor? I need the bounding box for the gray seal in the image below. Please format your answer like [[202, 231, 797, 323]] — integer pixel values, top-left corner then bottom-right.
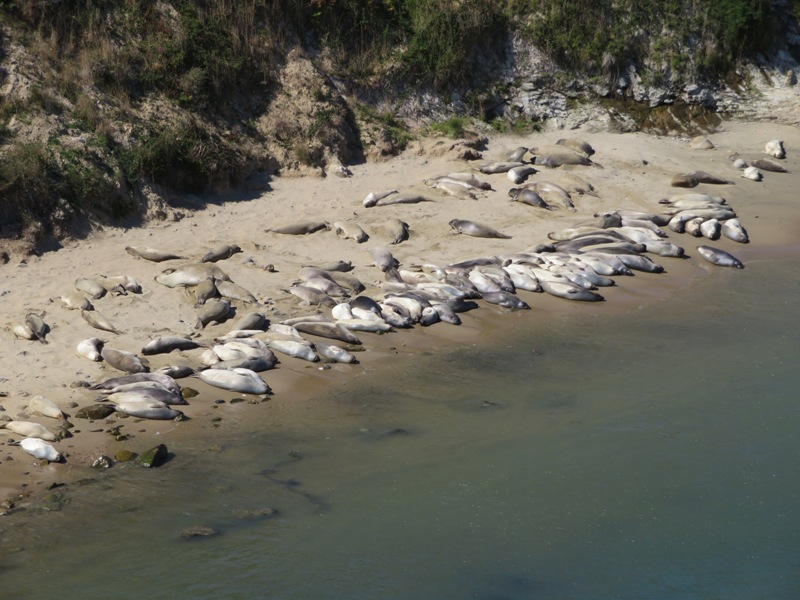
[[386, 218, 410, 245], [267, 221, 329, 235], [142, 336, 204, 355], [126, 246, 185, 262], [449, 219, 511, 239], [24, 313, 49, 344], [508, 188, 554, 210], [101, 347, 149, 374], [750, 159, 787, 173], [81, 309, 123, 334], [196, 298, 231, 329], [697, 245, 744, 268], [201, 244, 242, 263]]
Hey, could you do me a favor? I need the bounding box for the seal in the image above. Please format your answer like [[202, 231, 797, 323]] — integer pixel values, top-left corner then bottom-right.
[[764, 139, 785, 159], [480, 161, 525, 174], [287, 285, 337, 307], [126, 246, 185, 262], [697, 245, 744, 268], [700, 218, 721, 240], [191, 278, 218, 306], [201, 244, 242, 263], [293, 321, 362, 345], [75, 277, 107, 299], [2, 420, 58, 441], [526, 181, 575, 210], [230, 311, 269, 331], [370, 246, 400, 272], [334, 221, 369, 243], [91, 372, 181, 395], [198, 368, 271, 395], [268, 339, 319, 362], [509, 187, 554, 210], [750, 159, 788, 173], [506, 146, 529, 162], [101, 347, 149, 374], [449, 219, 511, 239], [77, 337, 104, 361], [721, 218, 749, 243], [556, 138, 595, 156], [445, 172, 492, 190], [671, 173, 698, 188], [216, 280, 258, 304], [18, 437, 63, 462], [28, 395, 65, 420], [742, 166, 762, 181], [507, 165, 537, 184], [317, 343, 358, 364], [24, 313, 49, 344], [690, 171, 734, 184], [364, 193, 432, 208], [426, 179, 478, 200], [302, 276, 350, 298], [155, 263, 231, 288], [142, 336, 203, 355], [81, 309, 124, 334], [481, 291, 530, 309], [267, 221, 329, 235], [385, 218, 410, 245], [362, 189, 399, 207], [105, 388, 187, 407], [540, 280, 604, 302], [112, 399, 183, 420], [196, 298, 231, 329], [57, 291, 93, 311]]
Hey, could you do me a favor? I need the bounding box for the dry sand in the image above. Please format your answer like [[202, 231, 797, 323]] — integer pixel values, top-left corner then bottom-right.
[[1, 119, 799, 505]]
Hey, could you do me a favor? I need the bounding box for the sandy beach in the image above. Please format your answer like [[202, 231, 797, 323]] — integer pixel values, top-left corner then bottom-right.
[[1, 118, 799, 506]]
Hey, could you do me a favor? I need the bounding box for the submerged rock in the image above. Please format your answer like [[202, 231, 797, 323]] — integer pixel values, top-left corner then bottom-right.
[[231, 507, 279, 520], [135, 444, 169, 468], [179, 526, 219, 539]]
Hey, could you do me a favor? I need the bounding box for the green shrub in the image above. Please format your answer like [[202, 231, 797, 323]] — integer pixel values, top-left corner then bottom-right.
[[429, 116, 469, 138]]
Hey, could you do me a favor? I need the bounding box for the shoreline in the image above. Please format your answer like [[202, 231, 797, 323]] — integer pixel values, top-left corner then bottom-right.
[[1, 118, 799, 509]]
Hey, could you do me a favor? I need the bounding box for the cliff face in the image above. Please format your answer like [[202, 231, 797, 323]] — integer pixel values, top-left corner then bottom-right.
[[1, 1, 798, 248]]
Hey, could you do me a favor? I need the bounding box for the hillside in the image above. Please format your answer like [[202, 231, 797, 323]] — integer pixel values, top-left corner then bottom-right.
[[1, 0, 799, 252]]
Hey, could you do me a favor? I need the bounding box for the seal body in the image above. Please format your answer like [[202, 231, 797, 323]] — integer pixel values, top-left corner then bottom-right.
[[697, 245, 744, 268], [201, 244, 242, 263], [334, 221, 369, 243], [101, 347, 149, 374], [126, 246, 185, 262], [19, 438, 63, 462], [198, 368, 271, 395], [449, 219, 511, 239], [268, 221, 329, 235]]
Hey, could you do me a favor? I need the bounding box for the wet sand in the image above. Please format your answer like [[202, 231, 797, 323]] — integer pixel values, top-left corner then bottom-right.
[[1, 119, 798, 504]]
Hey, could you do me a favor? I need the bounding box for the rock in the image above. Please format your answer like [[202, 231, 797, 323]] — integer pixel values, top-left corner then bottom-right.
[[732, 158, 748, 169], [75, 404, 116, 420], [135, 443, 168, 468], [689, 136, 714, 150], [114, 450, 137, 462], [231, 507, 279, 520], [180, 526, 219, 539], [91, 455, 113, 469]]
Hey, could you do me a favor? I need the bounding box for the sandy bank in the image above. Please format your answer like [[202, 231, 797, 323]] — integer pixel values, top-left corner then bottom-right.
[[1, 119, 798, 507]]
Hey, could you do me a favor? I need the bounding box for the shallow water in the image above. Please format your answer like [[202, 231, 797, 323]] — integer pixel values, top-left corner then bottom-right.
[[2, 254, 799, 599]]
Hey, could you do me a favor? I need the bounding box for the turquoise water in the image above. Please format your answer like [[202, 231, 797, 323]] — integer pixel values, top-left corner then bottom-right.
[[2, 255, 799, 599]]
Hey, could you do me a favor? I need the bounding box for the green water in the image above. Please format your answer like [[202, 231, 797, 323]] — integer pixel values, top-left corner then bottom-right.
[[1, 255, 799, 599]]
